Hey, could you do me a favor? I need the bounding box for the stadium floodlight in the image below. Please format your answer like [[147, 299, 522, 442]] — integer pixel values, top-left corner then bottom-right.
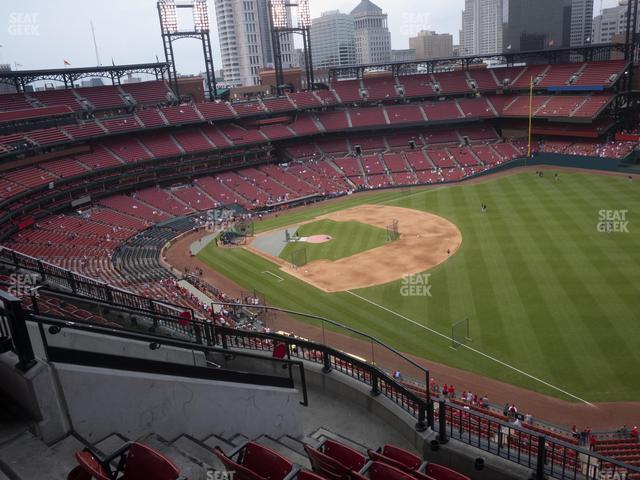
[[298, 0, 311, 28], [158, 0, 178, 34], [270, 0, 288, 29], [193, 0, 210, 32]]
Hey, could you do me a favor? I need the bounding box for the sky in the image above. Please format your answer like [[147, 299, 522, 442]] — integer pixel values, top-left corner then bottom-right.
[[0, 0, 624, 77]]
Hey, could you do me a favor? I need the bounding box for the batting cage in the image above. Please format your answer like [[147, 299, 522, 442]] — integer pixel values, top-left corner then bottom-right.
[[386, 219, 400, 241], [451, 317, 473, 349], [218, 220, 255, 246]]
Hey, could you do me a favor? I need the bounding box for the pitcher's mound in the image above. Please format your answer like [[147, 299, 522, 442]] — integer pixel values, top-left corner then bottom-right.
[[305, 235, 332, 244]]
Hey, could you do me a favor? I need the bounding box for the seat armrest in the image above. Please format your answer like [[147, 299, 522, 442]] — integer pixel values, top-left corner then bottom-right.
[[282, 465, 300, 480]]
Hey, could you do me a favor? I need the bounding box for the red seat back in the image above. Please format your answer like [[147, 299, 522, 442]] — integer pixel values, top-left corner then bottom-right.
[[304, 444, 351, 480], [368, 462, 416, 480], [322, 439, 367, 472], [122, 442, 179, 480], [241, 442, 293, 480], [367, 450, 408, 472], [296, 470, 327, 480], [425, 463, 470, 480], [381, 445, 422, 471], [212, 447, 266, 480], [66, 465, 92, 480], [74, 451, 111, 480]]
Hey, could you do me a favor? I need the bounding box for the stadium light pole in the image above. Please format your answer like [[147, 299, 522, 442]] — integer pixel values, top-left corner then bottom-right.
[[269, 0, 315, 95], [157, 0, 218, 100]]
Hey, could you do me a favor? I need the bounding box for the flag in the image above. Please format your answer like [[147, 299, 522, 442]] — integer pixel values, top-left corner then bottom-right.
[[548, 39, 555, 47], [63, 59, 71, 66]]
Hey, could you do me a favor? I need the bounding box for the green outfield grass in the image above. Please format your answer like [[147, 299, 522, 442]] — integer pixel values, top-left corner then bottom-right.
[[279, 219, 389, 264], [198, 172, 640, 402]]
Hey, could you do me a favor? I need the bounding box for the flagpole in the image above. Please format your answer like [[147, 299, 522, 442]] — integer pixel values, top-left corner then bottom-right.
[[527, 75, 534, 167]]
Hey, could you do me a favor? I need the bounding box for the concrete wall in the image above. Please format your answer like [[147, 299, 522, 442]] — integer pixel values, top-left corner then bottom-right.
[[55, 363, 303, 443], [26, 321, 207, 367]]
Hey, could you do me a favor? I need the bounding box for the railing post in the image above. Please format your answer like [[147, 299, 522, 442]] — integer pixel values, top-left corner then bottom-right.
[[416, 403, 427, 432], [37, 260, 45, 281], [370, 368, 380, 396], [535, 435, 546, 480], [322, 349, 332, 373], [427, 398, 435, 429], [193, 323, 202, 345], [438, 400, 448, 443], [220, 329, 228, 350], [1, 292, 36, 372], [66, 270, 77, 294]]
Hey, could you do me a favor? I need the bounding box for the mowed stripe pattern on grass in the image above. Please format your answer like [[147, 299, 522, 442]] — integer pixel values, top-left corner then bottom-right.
[[279, 219, 390, 263], [198, 172, 640, 402]]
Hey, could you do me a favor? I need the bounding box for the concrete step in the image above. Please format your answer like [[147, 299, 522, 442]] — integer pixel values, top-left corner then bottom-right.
[[0, 392, 32, 449], [202, 434, 236, 455], [141, 434, 210, 480], [309, 427, 369, 452], [254, 435, 310, 469], [172, 435, 223, 472], [277, 434, 312, 457], [91, 432, 129, 458], [227, 433, 249, 447], [0, 432, 83, 480]]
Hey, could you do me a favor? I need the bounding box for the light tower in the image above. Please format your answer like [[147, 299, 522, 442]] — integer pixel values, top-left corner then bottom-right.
[[157, 0, 217, 99], [269, 0, 314, 95]]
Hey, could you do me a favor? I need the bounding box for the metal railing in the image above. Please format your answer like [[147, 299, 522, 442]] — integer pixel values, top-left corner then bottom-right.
[[2, 253, 639, 479], [437, 400, 640, 480], [0, 247, 194, 321]]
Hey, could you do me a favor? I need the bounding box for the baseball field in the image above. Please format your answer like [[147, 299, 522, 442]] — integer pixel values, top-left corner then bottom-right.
[[197, 171, 640, 403]]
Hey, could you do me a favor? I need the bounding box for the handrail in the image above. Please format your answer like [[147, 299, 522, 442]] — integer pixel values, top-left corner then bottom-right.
[[28, 313, 308, 406], [214, 301, 430, 387]]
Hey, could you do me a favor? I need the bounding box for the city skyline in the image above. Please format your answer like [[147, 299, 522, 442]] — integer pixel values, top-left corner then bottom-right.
[[0, 0, 626, 76]]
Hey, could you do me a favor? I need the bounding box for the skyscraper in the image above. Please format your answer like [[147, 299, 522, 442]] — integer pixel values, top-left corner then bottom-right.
[[350, 0, 391, 65], [570, 0, 594, 48], [460, 0, 504, 56], [214, 0, 295, 87], [310, 11, 356, 69], [592, 0, 640, 44], [502, 0, 572, 52], [409, 31, 454, 60]]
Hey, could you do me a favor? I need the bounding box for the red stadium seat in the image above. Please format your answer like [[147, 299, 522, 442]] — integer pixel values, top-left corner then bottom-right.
[[305, 439, 367, 480], [68, 442, 179, 480], [424, 463, 470, 480], [213, 442, 295, 480], [367, 445, 424, 472], [296, 470, 326, 480]]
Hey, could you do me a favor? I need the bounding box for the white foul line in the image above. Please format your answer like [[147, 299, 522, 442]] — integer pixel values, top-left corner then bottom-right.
[[346, 290, 595, 406], [262, 271, 284, 282]]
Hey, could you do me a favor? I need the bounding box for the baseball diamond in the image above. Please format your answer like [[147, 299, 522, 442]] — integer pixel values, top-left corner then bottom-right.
[[195, 171, 640, 405]]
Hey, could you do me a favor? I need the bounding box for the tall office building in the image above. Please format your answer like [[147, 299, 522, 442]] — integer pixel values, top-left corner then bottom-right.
[[409, 31, 453, 60], [460, 0, 504, 56], [502, 0, 572, 52], [350, 0, 391, 65], [570, 0, 594, 47], [310, 11, 356, 69], [592, 0, 640, 44], [214, 0, 296, 87]]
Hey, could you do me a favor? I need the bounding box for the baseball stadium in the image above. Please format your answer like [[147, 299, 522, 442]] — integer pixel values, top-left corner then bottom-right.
[[0, 1, 639, 479]]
